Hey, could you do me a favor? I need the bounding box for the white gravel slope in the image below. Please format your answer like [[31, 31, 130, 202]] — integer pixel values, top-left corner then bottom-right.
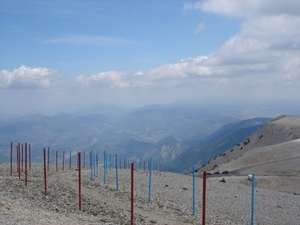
[[0, 163, 299, 225]]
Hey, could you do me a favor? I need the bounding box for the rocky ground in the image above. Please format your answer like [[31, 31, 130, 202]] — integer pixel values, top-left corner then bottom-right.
[[0, 163, 299, 224]]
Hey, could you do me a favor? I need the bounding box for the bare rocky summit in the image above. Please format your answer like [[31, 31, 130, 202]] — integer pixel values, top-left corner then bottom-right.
[[0, 162, 299, 225]]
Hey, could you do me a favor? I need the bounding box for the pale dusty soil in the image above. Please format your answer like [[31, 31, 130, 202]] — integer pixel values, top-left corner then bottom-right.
[[1, 163, 300, 225]]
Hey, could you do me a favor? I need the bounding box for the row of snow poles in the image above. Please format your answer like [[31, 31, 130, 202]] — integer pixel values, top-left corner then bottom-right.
[[42, 149, 82, 210], [191, 165, 207, 223], [10, 142, 31, 186], [190, 166, 256, 225], [190, 166, 207, 224], [92, 151, 133, 224], [89, 150, 99, 181]]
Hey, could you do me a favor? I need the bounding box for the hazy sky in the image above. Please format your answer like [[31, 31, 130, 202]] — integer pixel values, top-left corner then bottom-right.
[[0, 0, 299, 113]]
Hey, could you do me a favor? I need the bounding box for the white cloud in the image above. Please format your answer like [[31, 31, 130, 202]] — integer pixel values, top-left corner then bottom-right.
[[185, 0, 300, 18], [179, 0, 300, 87], [194, 23, 205, 34], [0, 65, 60, 89], [125, 0, 299, 89], [75, 71, 129, 88], [43, 35, 133, 46]]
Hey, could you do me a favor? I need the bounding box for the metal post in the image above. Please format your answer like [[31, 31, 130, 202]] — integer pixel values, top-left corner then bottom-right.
[[43, 148, 47, 196], [18, 144, 20, 179], [29, 144, 31, 170], [83, 151, 85, 168], [103, 150, 106, 184], [25, 143, 28, 186], [21, 144, 23, 172], [90, 150, 93, 181], [148, 158, 152, 202], [116, 154, 119, 191], [131, 162, 134, 225], [78, 152, 82, 210], [192, 165, 196, 215], [47, 147, 50, 172], [251, 174, 255, 225], [56, 151, 58, 172], [202, 171, 206, 225], [69, 151, 71, 170], [10, 142, 12, 176], [62, 151, 65, 170]]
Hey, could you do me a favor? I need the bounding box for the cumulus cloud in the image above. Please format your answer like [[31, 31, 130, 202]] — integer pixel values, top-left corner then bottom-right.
[[133, 0, 299, 88], [0, 65, 60, 89], [75, 71, 129, 88], [184, 0, 300, 18], [178, 0, 300, 87], [39, 0, 300, 91]]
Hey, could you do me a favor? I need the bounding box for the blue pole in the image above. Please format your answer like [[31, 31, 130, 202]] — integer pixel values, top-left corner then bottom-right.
[[115, 154, 119, 191], [251, 174, 255, 225], [103, 150, 106, 184], [192, 165, 196, 215], [90, 150, 93, 181], [93, 152, 96, 178], [148, 158, 152, 202], [110, 154, 112, 171], [96, 151, 99, 175]]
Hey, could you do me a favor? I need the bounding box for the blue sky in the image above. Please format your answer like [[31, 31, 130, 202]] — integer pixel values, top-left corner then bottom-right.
[[0, 0, 299, 114]]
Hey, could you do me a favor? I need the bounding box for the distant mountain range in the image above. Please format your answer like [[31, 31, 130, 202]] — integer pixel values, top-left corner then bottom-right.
[[0, 105, 236, 164], [0, 102, 299, 173], [197, 115, 300, 194], [201, 115, 300, 173], [170, 117, 272, 173]]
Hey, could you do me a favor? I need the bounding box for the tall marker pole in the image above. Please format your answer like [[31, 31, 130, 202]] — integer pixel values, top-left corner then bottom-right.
[[56, 151, 58, 172], [29, 144, 31, 170], [10, 142, 13, 176], [192, 165, 196, 215], [251, 174, 255, 225], [47, 147, 50, 171], [115, 154, 119, 191], [78, 152, 82, 210], [148, 158, 152, 202], [131, 162, 134, 225], [18, 144, 20, 179], [25, 143, 28, 186], [202, 171, 207, 225], [43, 148, 47, 196], [69, 151, 71, 170], [62, 151, 65, 170], [21, 144, 23, 172]]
